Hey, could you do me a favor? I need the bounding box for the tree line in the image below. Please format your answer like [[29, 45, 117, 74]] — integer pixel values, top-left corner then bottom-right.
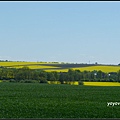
[[0, 66, 120, 83]]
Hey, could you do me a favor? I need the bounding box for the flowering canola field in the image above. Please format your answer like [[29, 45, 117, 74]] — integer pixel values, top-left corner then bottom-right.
[[73, 66, 120, 73], [46, 65, 120, 73], [0, 62, 120, 73], [0, 62, 59, 69], [84, 82, 120, 86]]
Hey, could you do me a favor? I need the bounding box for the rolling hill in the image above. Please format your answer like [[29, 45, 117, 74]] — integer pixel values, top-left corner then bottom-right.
[[0, 61, 120, 73]]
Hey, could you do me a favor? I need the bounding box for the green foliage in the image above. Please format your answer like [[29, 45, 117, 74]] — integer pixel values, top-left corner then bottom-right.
[[2, 80, 10, 82], [59, 73, 65, 84], [24, 80, 38, 83], [0, 83, 120, 118], [39, 77, 47, 83], [0, 67, 120, 82], [78, 81, 84, 85], [19, 80, 25, 83], [19, 80, 39, 83], [9, 79, 17, 83]]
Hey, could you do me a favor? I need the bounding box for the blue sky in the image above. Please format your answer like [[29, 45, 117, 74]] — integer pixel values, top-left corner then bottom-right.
[[0, 1, 120, 65]]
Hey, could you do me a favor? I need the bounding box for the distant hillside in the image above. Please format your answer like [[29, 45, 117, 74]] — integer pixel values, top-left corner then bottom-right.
[[0, 61, 120, 73]]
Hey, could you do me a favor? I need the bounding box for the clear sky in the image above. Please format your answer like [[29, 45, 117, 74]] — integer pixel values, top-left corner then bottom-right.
[[0, 1, 120, 65]]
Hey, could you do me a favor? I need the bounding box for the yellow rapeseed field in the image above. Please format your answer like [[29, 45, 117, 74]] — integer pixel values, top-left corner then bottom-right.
[[64, 81, 79, 85], [0, 62, 120, 72], [47, 81, 79, 85], [47, 81, 61, 84], [0, 61, 58, 66], [73, 66, 120, 73], [0, 62, 60, 69], [84, 82, 120, 86], [45, 65, 120, 72], [10, 65, 59, 69], [0, 62, 42, 66], [45, 69, 68, 72]]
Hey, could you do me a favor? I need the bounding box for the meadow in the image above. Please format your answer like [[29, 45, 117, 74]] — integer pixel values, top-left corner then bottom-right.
[[0, 82, 120, 118]]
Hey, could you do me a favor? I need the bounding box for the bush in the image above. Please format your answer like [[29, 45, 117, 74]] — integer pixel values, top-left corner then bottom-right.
[[2, 80, 10, 82], [40, 79, 48, 83], [9, 79, 17, 83], [78, 81, 84, 85], [24, 80, 38, 83], [15, 80, 39, 83], [19, 80, 25, 83], [39, 77, 48, 83]]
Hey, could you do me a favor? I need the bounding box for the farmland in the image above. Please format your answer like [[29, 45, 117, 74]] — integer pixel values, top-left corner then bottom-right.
[[0, 82, 120, 118], [0, 61, 60, 69], [0, 61, 120, 73], [0, 61, 120, 83], [83, 82, 120, 86]]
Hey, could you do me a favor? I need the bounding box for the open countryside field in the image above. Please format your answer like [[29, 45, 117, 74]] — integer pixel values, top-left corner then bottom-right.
[[0, 82, 120, 118], [45, 65, 120, 73], [48, 81, 120, 86], [73, 66, 120, 73], [83, 82, 120, 86], [0, 61, 120, 72], [0, 62, 60, 69]]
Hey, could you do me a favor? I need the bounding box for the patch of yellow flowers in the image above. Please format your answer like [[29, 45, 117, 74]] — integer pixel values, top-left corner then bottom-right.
[[47, 81, 120, 86], [47, 81, 79, 85], [83, 82, 120, 86], [47, 81, 61, 84]]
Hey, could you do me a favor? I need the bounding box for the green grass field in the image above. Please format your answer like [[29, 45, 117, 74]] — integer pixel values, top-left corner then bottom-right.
[[0, 82, 120, 118]]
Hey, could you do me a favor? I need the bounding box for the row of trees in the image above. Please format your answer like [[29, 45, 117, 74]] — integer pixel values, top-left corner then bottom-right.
[[0, 66, 120, 83]]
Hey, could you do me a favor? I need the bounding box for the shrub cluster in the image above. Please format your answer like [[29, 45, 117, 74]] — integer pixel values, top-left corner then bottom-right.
[[0, 67, 120, 83]]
